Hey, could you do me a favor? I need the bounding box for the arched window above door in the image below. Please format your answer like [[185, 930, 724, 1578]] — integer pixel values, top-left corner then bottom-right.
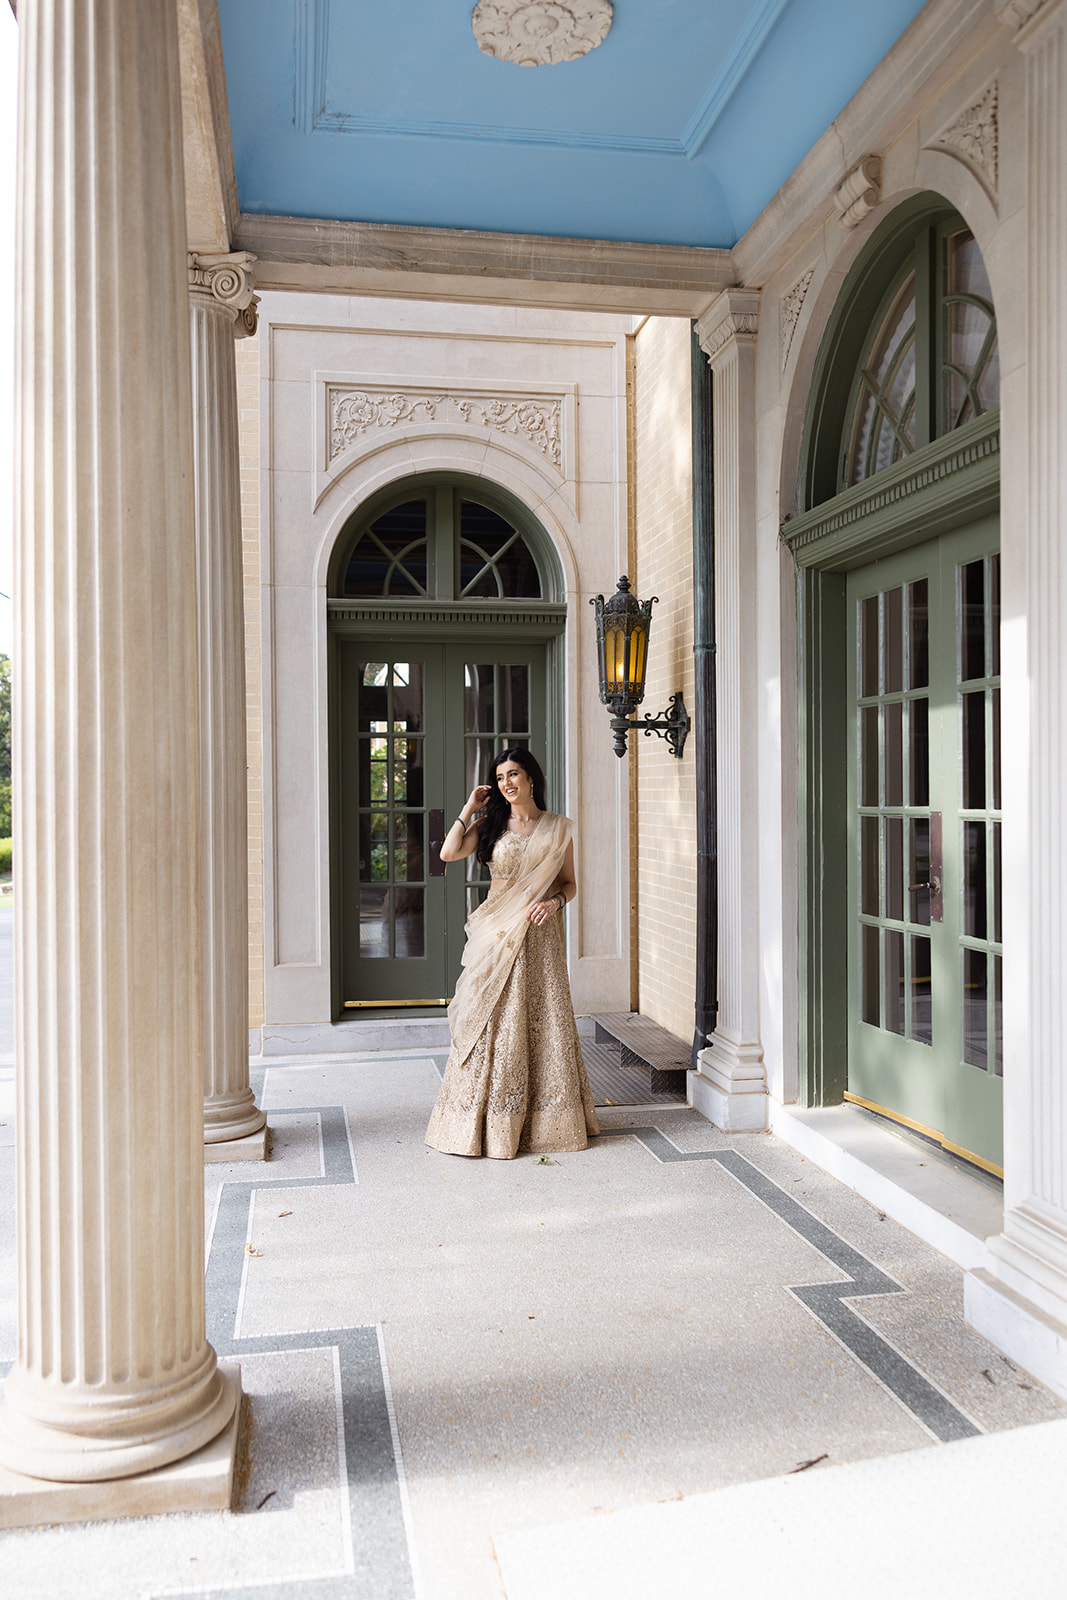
[[337, 483, 547, 601], [802, 198, 1000, 510]]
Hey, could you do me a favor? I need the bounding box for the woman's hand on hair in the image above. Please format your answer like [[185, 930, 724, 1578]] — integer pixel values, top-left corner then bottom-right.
[[468, 784, 492, 811]]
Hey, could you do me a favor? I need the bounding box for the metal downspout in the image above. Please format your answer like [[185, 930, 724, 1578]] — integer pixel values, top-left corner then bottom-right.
[[691, 326, 718, 1065]]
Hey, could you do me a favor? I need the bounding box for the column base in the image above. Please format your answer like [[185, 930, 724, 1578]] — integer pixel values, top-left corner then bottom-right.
[[0, 1364, 242, 1529], [965, 1206, 1067, 1401], [204, 1088, 266, 1145], [205, 1125, 269, 1162], [689, 1035, 767, 1132], [966, 1270, 1067, 1404]]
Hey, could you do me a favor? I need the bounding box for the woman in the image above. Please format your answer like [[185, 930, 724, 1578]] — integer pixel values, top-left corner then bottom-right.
[[425, 748, 599, 1159]]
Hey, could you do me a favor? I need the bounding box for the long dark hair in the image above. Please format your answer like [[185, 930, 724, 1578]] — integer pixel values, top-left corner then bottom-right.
[[475, 747, 548, 865]]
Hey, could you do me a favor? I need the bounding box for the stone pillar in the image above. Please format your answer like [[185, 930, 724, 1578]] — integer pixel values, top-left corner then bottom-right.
[[0, 0, 237, 1494], [189, 254, 266, 1157], [966, 0, 1067, 1400], [689, 291, 767, 1131]]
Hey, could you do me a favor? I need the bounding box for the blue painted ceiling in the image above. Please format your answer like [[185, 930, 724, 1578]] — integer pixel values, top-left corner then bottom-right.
[[218, 0, 928, 250]]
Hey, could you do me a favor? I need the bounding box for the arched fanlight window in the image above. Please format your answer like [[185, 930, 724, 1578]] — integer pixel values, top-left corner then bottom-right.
[[842, 221, 999, 490], [339, 485, 545, 600]]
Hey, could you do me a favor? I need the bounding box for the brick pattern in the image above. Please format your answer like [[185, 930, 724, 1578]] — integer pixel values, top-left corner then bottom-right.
[[235, 334, 265, 1030], [633, 318, 696, 1046]]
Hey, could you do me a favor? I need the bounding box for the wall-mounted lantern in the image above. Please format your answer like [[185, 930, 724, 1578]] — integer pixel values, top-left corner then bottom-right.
[[590, 576, 691, 759]]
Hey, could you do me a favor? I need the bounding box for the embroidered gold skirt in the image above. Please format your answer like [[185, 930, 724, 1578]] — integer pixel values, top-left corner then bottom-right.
[[425, 916, 599, 1160]]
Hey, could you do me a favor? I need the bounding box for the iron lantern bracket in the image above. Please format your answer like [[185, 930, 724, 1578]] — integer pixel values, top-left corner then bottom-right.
[[608, 692, 690, 760]]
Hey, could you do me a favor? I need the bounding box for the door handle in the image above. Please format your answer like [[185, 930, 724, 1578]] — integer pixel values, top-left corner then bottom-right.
[[908, 879, 941, 894], [428, 809, 445, 878], [929, 812, 943, 923]]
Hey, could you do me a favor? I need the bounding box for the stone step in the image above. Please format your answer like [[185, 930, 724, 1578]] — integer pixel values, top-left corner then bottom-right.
[[592, 1011, 691, 1096]]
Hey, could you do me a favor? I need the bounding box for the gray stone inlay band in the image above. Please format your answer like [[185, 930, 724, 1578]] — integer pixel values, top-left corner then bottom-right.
[[609, 1126, 982, 1445], [185, 1104, 417, 1600]]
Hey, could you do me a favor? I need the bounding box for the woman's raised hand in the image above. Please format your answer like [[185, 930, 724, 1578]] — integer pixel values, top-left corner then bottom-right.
[[468, 784, 492, 811]]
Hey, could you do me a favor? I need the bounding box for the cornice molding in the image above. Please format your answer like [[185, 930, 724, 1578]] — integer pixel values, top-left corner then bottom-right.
[[327, 600, 567, 630], [188, 250, 259, 336], [695, 288, 761, 365], [234, 213, 732, 317], [782, 413, 999, 566]]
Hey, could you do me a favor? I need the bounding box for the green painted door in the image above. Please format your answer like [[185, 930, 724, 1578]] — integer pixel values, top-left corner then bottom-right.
[[846, 515, 1002, 1170], [339, 639, 548, 1005]]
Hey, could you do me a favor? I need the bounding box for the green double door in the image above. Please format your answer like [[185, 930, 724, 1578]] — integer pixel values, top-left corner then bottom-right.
[[338, 640, 548, 1005], [846, 516, 1003, 1171]]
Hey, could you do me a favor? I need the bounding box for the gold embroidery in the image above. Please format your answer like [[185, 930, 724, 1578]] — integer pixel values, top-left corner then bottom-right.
[[426, 824, 599, 1160]]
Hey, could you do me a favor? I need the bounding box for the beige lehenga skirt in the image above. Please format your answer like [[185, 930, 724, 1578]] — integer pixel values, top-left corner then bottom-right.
[[425, 916, 599, 1160]]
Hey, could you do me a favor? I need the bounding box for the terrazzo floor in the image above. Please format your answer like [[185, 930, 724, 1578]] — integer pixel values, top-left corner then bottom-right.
[[1, 1044, 1066, 1598]]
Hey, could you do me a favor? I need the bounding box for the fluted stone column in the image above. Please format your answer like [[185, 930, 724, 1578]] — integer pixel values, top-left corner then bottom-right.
[[0, 0, 237, 1500], [966, 0, 1067, 1400], [189, 253, 266, 1157], [689, 291, 768, 1132]]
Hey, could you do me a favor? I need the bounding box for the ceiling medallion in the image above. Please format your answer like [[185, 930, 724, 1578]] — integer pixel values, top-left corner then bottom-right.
[[471, 0, 613, 67]]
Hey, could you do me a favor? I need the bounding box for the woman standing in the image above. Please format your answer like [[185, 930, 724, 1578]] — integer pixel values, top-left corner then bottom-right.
[[425, 748, 599, 1159]]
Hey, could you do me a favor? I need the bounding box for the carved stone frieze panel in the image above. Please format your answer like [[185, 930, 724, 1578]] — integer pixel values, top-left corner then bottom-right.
[[471, 0, 613, 66], [328, 384, 564, 470], [780, 269, 815, 371], [927, 80, 998, 201]]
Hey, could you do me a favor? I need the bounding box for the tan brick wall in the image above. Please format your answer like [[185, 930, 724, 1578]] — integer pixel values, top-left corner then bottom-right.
[[235, 333, 265, 1030], [633, 317, 696, 1047]]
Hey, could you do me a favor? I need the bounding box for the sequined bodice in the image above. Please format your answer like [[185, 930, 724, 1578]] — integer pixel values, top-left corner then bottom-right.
[[489, 829, 536, 882]]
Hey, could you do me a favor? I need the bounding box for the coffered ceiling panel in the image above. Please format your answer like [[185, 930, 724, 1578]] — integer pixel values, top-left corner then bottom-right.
[[217, 0, 928, 248]]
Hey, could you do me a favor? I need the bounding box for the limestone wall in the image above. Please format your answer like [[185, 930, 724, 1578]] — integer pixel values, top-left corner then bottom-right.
[[632, 317, 697, 1046]]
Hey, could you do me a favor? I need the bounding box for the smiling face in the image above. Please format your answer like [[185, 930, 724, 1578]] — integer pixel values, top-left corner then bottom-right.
[[495, 759, 534, 808]]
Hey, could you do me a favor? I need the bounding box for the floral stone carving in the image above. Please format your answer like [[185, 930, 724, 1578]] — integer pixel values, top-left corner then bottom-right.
[[930, 81, 998, 200], [471, 0, 613, 67], [329, 386, 563, 471], [780, 269, 814, 371]]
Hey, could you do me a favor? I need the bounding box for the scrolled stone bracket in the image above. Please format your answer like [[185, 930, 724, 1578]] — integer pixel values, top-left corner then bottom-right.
[[189, 250, 259, 337], [695, 288, 761, 367], [834, 155, 882, 230]]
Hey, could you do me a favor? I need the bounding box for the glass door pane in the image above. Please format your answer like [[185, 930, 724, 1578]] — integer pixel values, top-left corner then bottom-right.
[[340, 644, 448, 1004]]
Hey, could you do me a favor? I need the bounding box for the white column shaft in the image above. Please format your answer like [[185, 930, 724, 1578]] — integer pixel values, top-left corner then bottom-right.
[[968, 0, 1067, 1394], [691, 293, 766, 1128], [190, 273, 264, 1144], [0, 0, 234, 1481]]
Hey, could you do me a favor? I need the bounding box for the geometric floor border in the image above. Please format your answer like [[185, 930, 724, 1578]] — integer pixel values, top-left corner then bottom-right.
[[604, 1126, 983, 1445], [163, 1100, 419, 1600]]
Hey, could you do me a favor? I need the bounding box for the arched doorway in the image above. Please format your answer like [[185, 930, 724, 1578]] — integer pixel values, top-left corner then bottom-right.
[[327, 473, 566, 1011], [783, 196, 1002, 1172]]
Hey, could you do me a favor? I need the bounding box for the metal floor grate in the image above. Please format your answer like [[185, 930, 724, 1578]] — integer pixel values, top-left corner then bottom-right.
[[582, 1037, 686, 1107]]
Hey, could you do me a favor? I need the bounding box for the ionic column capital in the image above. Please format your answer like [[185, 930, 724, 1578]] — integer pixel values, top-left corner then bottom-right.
[[189, 251, 259, 337], [695, 288, 761, 368]]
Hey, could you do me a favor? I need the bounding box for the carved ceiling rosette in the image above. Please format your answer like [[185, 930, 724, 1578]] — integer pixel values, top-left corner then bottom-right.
[[471, 0, 613, 66]]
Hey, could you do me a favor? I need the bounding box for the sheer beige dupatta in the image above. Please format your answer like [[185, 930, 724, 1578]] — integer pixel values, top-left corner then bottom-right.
[[447, 811, 572, 1066]]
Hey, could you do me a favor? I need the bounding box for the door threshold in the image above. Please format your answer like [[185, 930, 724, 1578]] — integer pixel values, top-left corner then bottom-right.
[[842, 1090, 1002, 1179], [768, 1100, 1003, 1273]]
